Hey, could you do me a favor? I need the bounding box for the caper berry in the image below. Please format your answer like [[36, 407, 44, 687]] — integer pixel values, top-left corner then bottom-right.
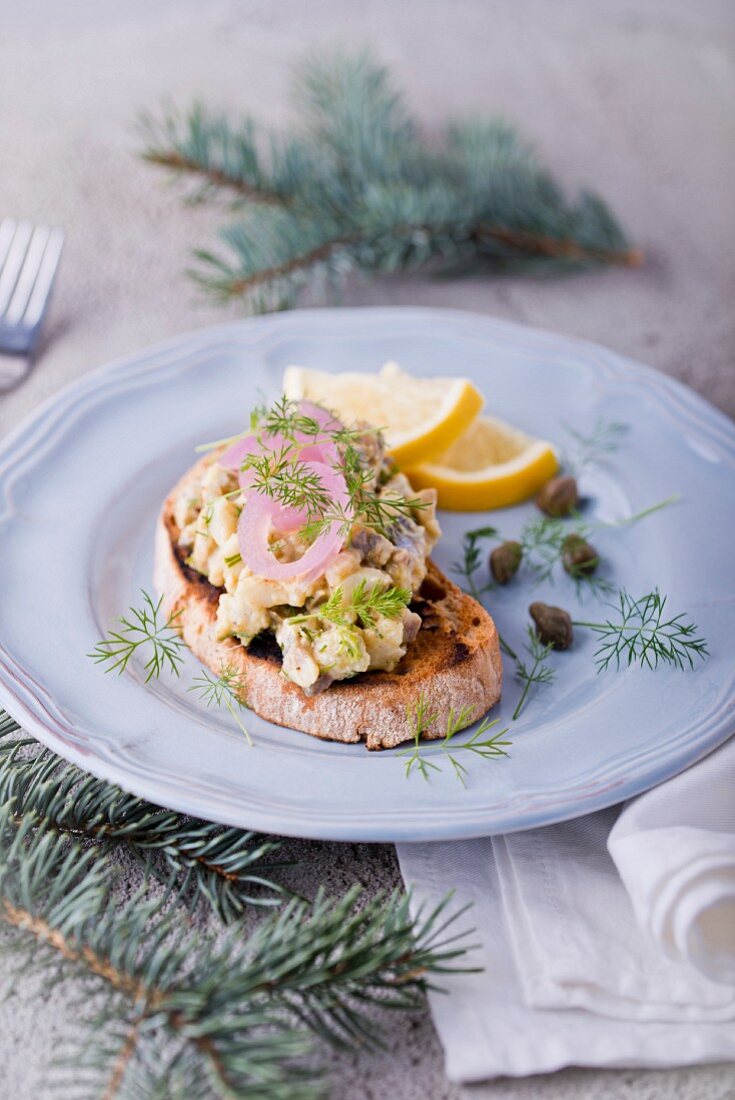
[[536, 475, 579, 518], [529, 601, 574, 650], [490, 540, 523, 585], [562, 533, 598, 577]]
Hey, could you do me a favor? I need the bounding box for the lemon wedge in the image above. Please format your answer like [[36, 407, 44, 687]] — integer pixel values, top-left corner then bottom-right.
[[283, 361, 484, 467], [405, 415, 558, 511]]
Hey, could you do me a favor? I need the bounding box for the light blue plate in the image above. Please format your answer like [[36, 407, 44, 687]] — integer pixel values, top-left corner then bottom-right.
[[0, 308, 733, 841]]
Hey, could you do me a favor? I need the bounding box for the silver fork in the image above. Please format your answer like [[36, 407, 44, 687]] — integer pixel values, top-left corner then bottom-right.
[[0, 217, 64, 392]]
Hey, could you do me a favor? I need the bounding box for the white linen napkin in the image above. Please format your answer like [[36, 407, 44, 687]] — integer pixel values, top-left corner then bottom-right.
[[608, 738, 735, 984], [396, 738, 735, 1081]]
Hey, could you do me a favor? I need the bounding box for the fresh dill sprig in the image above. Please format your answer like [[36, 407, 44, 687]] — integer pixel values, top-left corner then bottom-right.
[[573, 590, 708, 672], [516, 512, 612, 595], [348, 579, 412, 629], [259, 394, 362, 447], [246, 442, 332, 517], [400, 694, 438, 781], [345, 479, 429, 539], [194, 429, 249, 454], [237, 394, 428, 539], [519, 496, 677, 592], [289, 586, 346, 627], [563, 417, 629, 474], [451, 525, 520, 658], [605, 494, 681, 528], [88, 591, 187, 682], [291, 579, 412, 630], [188, 664, 253, 744], [519, 514, 585, 584], [512, 627, 556, 720], [300, 489, 428, 544], [400, 693, 510, 786], [452, 526, 498, 601]]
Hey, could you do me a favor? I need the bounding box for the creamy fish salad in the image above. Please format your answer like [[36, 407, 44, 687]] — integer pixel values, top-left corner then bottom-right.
[[173, 407, 440, 695]]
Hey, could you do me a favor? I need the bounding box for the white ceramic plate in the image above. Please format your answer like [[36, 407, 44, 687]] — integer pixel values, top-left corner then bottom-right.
[[1, 308, 733, 841]]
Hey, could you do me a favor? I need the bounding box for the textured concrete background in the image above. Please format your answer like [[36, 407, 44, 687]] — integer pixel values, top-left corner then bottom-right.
[[1, 1, 734, 1097]]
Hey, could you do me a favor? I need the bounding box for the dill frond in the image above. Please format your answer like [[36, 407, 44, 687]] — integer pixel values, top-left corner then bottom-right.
[[451, 526, 498, 601], [400, 693, 510, 785], [512, 627, 556, 720], [574, 590, 708, 672], [188, 665, 253, 744], [562, 417, 630, 474], [88, 591, 186, 682], [290, 580, 412, 631]]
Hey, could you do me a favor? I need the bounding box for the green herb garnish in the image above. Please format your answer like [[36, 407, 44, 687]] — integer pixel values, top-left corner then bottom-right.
[[512, 627, 555, 720], [239, 396, 428, 540], [400, 693, 510, 785], [290, 579, 412, 630], [189, 665, 252, 744], [452, 526, 498, 601], [88, 591, 186, 682], [573, 590, 708, 672], [562, 418, 629, 474]]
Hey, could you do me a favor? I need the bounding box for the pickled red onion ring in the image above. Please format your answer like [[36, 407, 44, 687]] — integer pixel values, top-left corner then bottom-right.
[[220, 402, 349, 576], [217, 404, 345, 528], [295, 401, 342, 464], [219, 434, 259, 474], [237, 459, 351, 582], [220, 432, 317, 531], [219, 402, 344, 478]]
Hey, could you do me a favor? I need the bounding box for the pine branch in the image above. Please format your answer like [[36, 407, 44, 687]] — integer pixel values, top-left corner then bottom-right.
[[0, 712, 291, 922], [0, 804, 474, 1099], [142, 51, 639, 311], [472, 222, 641, 267], [139, 102, 308, 206]]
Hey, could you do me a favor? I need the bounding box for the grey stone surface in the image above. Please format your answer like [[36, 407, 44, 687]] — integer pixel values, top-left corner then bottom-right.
[[0, 1, 733, 1097]]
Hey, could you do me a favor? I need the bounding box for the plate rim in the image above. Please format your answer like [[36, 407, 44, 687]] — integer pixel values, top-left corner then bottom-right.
[[1, 307, 733, 842]]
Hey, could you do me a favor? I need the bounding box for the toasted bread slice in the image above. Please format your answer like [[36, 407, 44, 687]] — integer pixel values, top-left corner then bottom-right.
[[154, 456, 502, 750]]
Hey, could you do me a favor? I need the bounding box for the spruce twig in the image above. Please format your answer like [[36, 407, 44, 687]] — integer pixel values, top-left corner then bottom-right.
[[0, 712, 290, 922], [0, 803, 474, 1099], [141, 51, 639, 311]]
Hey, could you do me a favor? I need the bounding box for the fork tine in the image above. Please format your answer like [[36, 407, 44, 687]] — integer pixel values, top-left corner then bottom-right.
[[22, 228, 64, 330], [0, 220, 33, 316], [0, 218, 17, 270], [4, 224, 52, 326]]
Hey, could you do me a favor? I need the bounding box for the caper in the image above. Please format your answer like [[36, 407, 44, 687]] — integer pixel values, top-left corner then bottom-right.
[[536, 475, 579, 518], [562, 533, 598, 577], [529, 601, 574, 650], [490, 540, 523, 585]]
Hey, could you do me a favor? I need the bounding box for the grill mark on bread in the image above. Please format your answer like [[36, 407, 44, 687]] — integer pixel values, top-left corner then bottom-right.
[[248, 631, 283, 665], [168, 515, 224, 605], [418, 575, 447, 602]]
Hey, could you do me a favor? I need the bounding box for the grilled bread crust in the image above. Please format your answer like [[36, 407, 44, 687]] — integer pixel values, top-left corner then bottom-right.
[[154, 457, 502, 750]]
